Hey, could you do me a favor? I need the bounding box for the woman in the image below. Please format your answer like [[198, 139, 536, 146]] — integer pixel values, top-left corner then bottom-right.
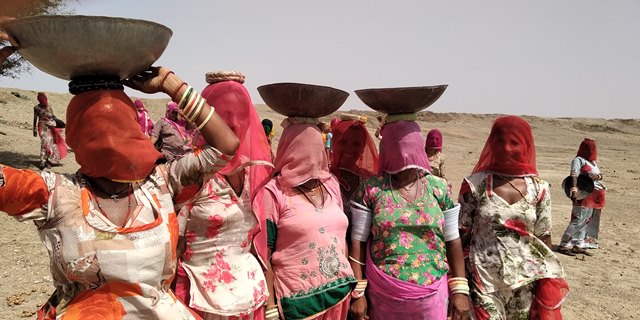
[[174, 72, 273, 319], [558, 138, 606, 254], [349, 118, 470, 320], [329, 116, 378, 219], [134, 98, 155, 136], [151, 101, 193, 161], [425, 129, 446, 180], [33, 92, 67, 168], [458, 116, 566, 319], [263, 119, 356, 320], [0, 67, 240, 319], [261, 119, 275, 145]]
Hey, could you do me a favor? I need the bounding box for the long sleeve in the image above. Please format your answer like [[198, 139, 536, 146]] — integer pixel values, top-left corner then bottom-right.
[[0, 165, 50, 220]]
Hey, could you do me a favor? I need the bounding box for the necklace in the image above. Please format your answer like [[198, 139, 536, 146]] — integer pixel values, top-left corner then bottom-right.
[[91, 188, 133, 225], [87, 181, 131, 203], [389, 172, 420, 203], [297, 181, 320, 196], [494, 174, 539, 204], [296, 183, 325, 213]]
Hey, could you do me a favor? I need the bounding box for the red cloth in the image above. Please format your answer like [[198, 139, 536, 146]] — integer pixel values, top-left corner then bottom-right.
[[530, 278, 570, 320], [37, 92, 48, 106], [330, 119, 378, 188], [378, 121, 430, 174], [471, 116, 538, 176], [201, 80, 274, 268], [425, 129, 443, 150], [577, 138, 597, 161], [273, 123, 332, 188], [65, 90, 162, 182], [52, 128, 68, 160], [579, 189, 606, 209]]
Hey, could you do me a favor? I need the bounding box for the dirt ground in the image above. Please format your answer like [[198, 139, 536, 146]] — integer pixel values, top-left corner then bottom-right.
[[1, 88, 639, 319]]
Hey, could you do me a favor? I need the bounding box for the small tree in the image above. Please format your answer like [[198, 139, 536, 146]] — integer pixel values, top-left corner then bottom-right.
[[1, 0, 73, 79]]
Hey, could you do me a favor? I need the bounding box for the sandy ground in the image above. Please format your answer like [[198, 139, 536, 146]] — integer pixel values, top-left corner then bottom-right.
[[0, 87, 639, 319]]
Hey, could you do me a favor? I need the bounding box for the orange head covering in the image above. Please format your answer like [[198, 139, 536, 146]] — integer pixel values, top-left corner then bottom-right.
[[576, 138, 597, 161], [471, 115, 537, 176], [65, 90, 163, 182], [330, 119, 378, 188]]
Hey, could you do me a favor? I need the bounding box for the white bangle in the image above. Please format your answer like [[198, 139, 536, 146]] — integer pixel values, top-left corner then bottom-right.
[[443, 203, 461, 242], [177, 86, 193, 109], [188, 96, 206, 123], [196, 107, 215, 131]]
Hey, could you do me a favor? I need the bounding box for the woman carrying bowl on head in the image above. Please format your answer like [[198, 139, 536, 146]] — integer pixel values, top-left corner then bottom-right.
[[260, 98, 357, 319], [0, 66, 240, 319], [348, 115, 470, 320], [458, 116, 567, 319], [173, 71, 274, 320], [33, 92, 68, 169]]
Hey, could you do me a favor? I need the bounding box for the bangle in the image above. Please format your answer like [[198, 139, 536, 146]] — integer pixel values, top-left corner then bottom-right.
[[177, 86, 193, 109], [182, 91, 199, 115], [160, 71, 175, 91], [265, 306, 279, 320], [348, 255, 365, 266], [171, 82, 187, 101], [570, 187, 578, 192], [188, 97, 206, 123], [351, 290, 365, 299], [196, 106, 215, 131]]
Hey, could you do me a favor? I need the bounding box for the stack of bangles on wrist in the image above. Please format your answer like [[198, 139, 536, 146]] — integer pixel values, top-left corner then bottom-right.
[[351, 279, 368, 299], [176, 85, 216, 131], [570, 187, 578, 193], [448, 277, 469, 296], [265, 305, 279, 320]]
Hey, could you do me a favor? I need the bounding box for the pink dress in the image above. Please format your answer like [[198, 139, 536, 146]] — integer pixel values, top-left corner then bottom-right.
[[264, 176, 355, 320], [176, 171, 267, 319]]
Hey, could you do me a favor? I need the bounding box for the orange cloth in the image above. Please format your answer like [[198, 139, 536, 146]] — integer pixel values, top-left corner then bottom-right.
[[65, 90, 162, 182], [0, 166, 48, 216]]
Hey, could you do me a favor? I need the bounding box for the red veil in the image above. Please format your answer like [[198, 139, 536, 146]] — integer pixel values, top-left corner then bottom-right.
[[330, 119, 378, 187], [471, 115, 537, 176], [201, 80, 274, 266], [576, 138, 597, 161]]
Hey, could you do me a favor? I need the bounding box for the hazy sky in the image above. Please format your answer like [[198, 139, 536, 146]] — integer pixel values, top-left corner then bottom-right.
[[1, 1, 639, 118]]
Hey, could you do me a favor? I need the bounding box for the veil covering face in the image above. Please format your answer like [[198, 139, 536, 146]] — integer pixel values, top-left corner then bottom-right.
[[378, 121, 430, 175], [471, 115, 538, 177], [201, 80, 274, 266], [66, 90, 162, 182], [330, 119, 378, 187]]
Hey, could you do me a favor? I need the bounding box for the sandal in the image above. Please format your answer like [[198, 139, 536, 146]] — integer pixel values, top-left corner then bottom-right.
[[556, 246, 576, 256], [572, 247, 593, 256]]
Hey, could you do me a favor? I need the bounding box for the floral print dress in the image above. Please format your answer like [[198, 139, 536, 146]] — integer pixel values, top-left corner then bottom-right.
[[352, 170, 453, 286], [265, 176, 356, 320], [34, 104, 62, 165], [458, 172, 564, 295], [176, 170, 267, 318], [0, 146, 230, 319]]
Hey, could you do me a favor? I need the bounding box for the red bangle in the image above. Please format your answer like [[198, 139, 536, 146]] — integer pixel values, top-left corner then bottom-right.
[[171, 82, 188, 101], [160, 71, 175, 90]]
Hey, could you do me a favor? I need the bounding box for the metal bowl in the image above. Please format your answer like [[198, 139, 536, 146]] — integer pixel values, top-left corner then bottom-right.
[[257, 82, 349, 118], [354, 85, 448, 114], [1, 15, 172, 80]]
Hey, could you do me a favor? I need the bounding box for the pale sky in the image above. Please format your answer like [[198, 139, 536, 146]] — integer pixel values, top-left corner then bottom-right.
[[1, 0, 639, 119]]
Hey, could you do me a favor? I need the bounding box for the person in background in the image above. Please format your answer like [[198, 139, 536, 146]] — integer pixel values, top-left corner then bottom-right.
[[262, 119, 275, 145], [319, 122, 333, 163], [33, 92, 67, 168], [458, 116, 567, 319], [425, 129, 446, 180], [134, 98, 154, 136], [174, 71, 273, 320], [329, 115, 378, 222], [349, 117, 470, 320], [0, 67, 240, 319], [374, 115, 385, 140], [263, 119, 356, 320], [558, 138, 606, 255], [150, 101, 193, 162]]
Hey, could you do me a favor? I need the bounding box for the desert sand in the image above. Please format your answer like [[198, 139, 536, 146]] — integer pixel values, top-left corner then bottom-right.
[[0, 87, 639, 319]]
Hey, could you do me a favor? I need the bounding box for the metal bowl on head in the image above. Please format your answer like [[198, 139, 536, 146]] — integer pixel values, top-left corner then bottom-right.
[[354, 85, 448, 114], [257, 82, 349, 118], [1, 15, 172, 80]]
